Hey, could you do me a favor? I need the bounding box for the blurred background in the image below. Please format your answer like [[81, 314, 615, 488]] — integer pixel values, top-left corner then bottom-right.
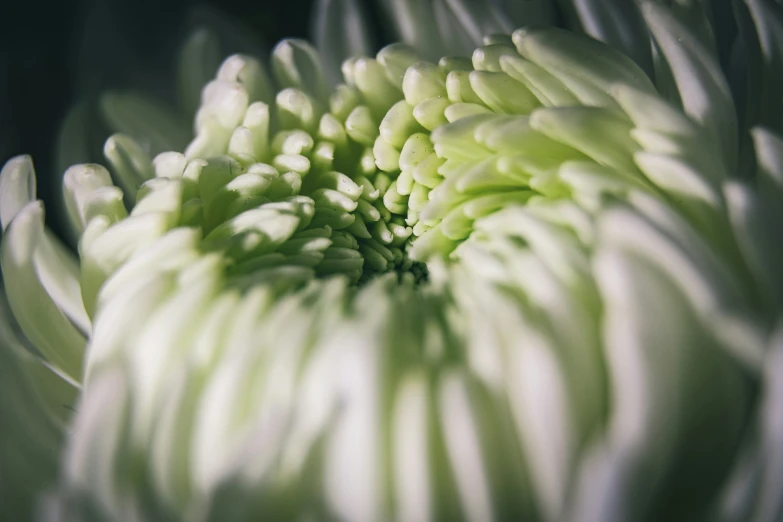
[[1, 0, 301, 164]]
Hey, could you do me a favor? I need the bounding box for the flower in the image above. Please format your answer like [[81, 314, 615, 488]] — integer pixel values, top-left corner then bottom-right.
[[1, 0, 783, 521]]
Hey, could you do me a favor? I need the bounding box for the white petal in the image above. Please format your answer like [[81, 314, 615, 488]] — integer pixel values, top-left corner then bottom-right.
[[564, 441, 641, 522], [642, 1, 738, 172], [564, 0, 653, 75], [324, 326, 382, 522], [217, 54, 274, 105], [513, 26, 656, 99], [129, 256, 221, 450], [271, 40, 330, 105], [443, 0, 513, 43], [62, 163, 123, 233], [86, 271, 174, 379], [103, 133, 154, 196], [756, 327, 783, 522], [65, 367, 130, 520], [378, 0, 448, 60], [393, 373, 431, 522], [80, 213, 170, 316], [439, 370, 494, 522], [508, 324, 573, 520], [311, 0, 374, 85], [752, 126, 783, 195], [634, 151, 721, 207], [36, 230, 91, 334], [599, 200, 764, 369], [0, 155, 35, 232], [0, 289, 79, 429], [594, 245, 751, 518], [0, 202, 86, 381]]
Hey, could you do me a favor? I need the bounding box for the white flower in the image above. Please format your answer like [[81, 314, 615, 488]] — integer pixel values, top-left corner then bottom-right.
[[1, 1, 783, 521]]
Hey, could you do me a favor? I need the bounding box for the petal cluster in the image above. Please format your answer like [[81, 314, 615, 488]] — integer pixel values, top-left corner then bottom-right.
[[1, 1, 783, 522]]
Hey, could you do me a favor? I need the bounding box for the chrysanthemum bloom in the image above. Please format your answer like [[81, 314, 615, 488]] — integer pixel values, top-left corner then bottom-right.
[[1, 1, 783, 521]]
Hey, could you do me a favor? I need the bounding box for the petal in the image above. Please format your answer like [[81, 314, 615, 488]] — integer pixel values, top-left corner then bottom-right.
[[435, 0, 512, 56], [756, 327, 783, 522], [439, 370, 495, 522], [0, 292, 79, 426], [561, 0, 653, 76], [103, 133, 155, 197], [600, 200, 765, 369], [752, 126, 783, 196], [36, 230, 91, 334], [80, 213, 171, 317], [0, 155, 35, 232], [642, 1, 738, 173], [0, 291, 76, 520], [272, 39, 331, 105], [55, 101, 94, 245], [512, 26, 657, 98], [739, 0, 783, 134], [0, 202, 86, 381], [392, 372, 432, 522], [634, 151, 721, 208], [311, 0, 375, 85], [128, 256, 222, 447], [64, 367, 131, 520], [100, 91, 190, 155], [217, 54, 275, 105], [177, 27, 222, 118], [530, 107, 640, 173], [594, 244, 751, 519], [724, 180, 783, 310], [62, 163, 126, 233], [507, 322, 574, 520]]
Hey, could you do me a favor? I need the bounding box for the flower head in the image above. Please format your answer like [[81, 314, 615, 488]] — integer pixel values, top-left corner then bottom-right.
[[2, 1, 783, 521]]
